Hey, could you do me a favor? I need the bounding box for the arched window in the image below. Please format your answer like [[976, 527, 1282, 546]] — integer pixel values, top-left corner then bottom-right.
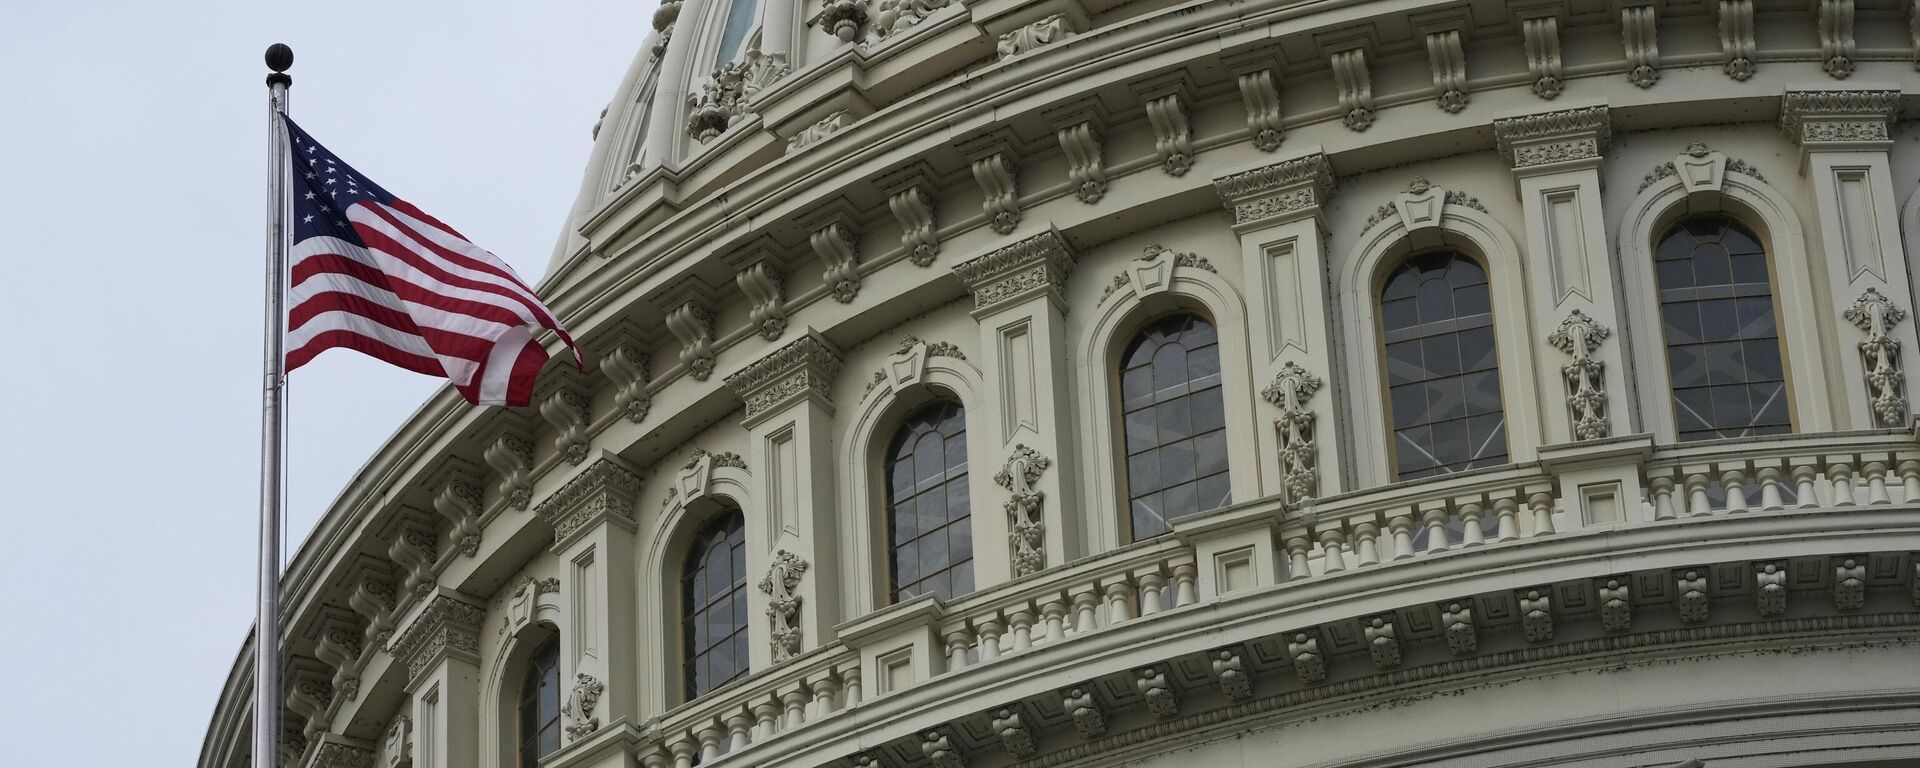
[[1120, 313, 1230, 540], [1380, 251, 1507, 480], [885, 401, 973, 602], [682, 510, 748, 700], [713, 0, 762, 67], [516, 637, 561, 768], [1654, 215, 1790, 440]]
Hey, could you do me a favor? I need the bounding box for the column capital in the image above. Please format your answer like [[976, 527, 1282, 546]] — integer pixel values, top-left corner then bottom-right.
[[1492, 104, 1612, 173], [724, 329, 844, 424], [1780, 87, 1900, 149], [386, 589, 485, 687], [534, 454, 645, 552], [951, 227, 1077, 316], [1211, 149, 1334, 228], [305, 734, 376, 768]]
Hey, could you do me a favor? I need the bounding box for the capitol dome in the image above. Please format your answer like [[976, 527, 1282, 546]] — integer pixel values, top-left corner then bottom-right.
[[204, 1, 1920, 767]]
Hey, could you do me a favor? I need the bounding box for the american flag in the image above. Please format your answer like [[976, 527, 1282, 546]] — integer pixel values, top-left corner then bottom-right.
[[282, 115, 579, 406]]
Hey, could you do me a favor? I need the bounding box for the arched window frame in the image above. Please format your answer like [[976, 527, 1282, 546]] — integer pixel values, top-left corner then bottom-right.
[[1341, 195, 1544, 490], [1620, 165, 1833, 442], [482, 595, 564, 768], [1374, 249, 1510, 479], [679, 507, 750, 701], [641, 458, 758, 712], [880, 400, 976, 602], [841, 342, 991, 619], [1112, 313, 1235, 540], [514, 636, 563, 768], [1078, 248, 1261, 554]]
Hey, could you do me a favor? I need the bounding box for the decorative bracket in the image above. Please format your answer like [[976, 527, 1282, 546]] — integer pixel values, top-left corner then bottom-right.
[[736, 262, 788, 340], [1329, 48, 1375, 131], [1423, 28, 1469, 113], [600, 342, 653, 423], [1062, 687, 1106, 737], [1226, 57, 1285, 151], [811, 220, 862, 303], [483, 428, 535, 511], [1716, 0, 1756, 80], [1056, 121, 1106, 203], [665, 302, 717, 381], [538, 385, 591, 466], [1143, 93, 1194, 176], [1620, 3, 1660, 88], [1516, 10, 1564, 98], [878, 162, 939, 266], [1817, 0, 1856, 78]]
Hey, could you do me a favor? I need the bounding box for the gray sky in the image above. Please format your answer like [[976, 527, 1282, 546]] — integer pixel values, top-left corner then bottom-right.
[[0, 3, 654, 764]]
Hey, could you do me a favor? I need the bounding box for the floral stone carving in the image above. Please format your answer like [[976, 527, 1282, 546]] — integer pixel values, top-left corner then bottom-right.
[[994, 444, 1051, 577], [685, 49, 790, 143], [1261, 362, 1322, 505], [1844, 288, 1909, 427], [760, 550, 809, 661], [1547, 310, 1612, 440], [817, 0, 869, 42], [563, 673, 604, 741]]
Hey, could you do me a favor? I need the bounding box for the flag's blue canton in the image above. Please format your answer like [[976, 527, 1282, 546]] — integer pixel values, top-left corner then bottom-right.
[[284, 116, 398, 247]]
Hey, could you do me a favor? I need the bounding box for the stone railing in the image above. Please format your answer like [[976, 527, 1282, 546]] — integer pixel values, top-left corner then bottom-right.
[[611, 430, 1919, 768]]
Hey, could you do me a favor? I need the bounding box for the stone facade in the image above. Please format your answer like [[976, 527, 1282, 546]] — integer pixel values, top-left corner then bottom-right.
[[201, 2, 1920, 768]]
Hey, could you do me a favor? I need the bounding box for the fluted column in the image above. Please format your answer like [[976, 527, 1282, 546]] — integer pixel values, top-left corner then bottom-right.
[[387, 590, 485, 768], [532, 454, 645, 736]]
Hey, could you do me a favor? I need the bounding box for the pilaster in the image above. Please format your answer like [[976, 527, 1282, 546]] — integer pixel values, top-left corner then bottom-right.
[[951, 229, 1081, 579], [724, 331, 845, 667], [533, 454, 645, 738], [1493, 104, 1631, 442], [1210, 150, 1344, 504], [387, 590, 485, 768], [1780, 87, 1916, 429]]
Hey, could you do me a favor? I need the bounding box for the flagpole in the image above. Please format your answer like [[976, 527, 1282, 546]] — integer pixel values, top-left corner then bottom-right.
[[257, 42, 293, 768]]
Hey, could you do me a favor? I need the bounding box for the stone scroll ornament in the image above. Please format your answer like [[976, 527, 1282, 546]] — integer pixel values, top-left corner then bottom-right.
[[1547, 310, 1612, 440], [759, 550, 809, 661], [562, 673, 604, 741], [1844, 288, 1909, 427], [994, 444, 1051, 577], [1260, 362, 1322, 505]]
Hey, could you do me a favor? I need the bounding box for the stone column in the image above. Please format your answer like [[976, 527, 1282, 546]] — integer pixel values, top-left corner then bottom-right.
[[1210, 149, 1343, 504], [387, 590, 485, 768], [533, 454, 645, 741], [1781, 87, 1916, 430], [951, 230, 1082, 573], [1492, 104, 1631, 443], [723, 331, 845, 669]]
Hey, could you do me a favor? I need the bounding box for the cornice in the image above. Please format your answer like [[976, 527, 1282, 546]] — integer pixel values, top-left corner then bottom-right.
[[1492, 104, 1612, 171], [384, 591, 485, 687], [533, 453, 645, 553], [723, 330, 845, 423], [950, 227, 1077, 316], [1211, 150, 1335, 228]]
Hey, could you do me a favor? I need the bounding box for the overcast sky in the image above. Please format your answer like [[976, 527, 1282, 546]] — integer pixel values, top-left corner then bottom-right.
[[0, 3, 654, 764]]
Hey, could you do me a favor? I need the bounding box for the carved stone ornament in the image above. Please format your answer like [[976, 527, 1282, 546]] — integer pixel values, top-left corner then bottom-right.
[[921, 729, 963, 768], [685, 48, 790, 143], [1135, 666, 1179, 717], [1372, 177, 1486, 234], [533, 457, 645, 553], [811, 221, 862, 303], [1519, 15, 1563, 99], [1144, 93, 1193, 176], [1329, 48, 1374, 131], [666, 302, 717, 381], [997, 14, 1073, 59], [1834, 557, 1867, 610], [736, 262, 788, 341], [1621, 4, 1660, 88], [1364, 616, 1401, 668], [1213, 648, 1252, 701], [865, 0, 952, 46], [649, 0, 683, 62], [485, 431, 535, 510], [1425, 30, 1468, 113], [601, 343, 652, 424], [1062, 687, 1107, 737], [539, 387, 591, 467], [817, 0, 869, 43], [1261, 361, 1323, 505], [787, 110, 850, 152], [311, 739, 376, 768], [563, 673, 605, 741], [1756, 562, 1788, 617], [1212, 152, 1334, 227], [723, 331, 844, 423], [991, 708, 1036, 756], [994, 444, 1051, 577], [1235, 69, 1284, 151], [1442, 601, 1476, 655], [1677, 569, 1710, 624], [1598, 577, 1632, 632], [1547, 310, 1613, 440], [1519, 588, 1553, 642], [1287, 632, 1326, 683], [1718, 0, 1756, 80], [379, 714, 412, 768], [386, 594, 486, 685], [759, 550, 809, 661], [1780, 89, 1900, 146], [951, 228, 1076, 315], [869, 336, 965, 393], [1843, 288, 1909, 427], [1492, 105, 1611, 170], [1057, 121, 1107, 203], [887, 185, 938, 266]]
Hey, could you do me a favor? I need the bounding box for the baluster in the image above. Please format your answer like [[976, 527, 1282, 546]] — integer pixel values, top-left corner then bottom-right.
[[1103, 581, 1137, 624], [1138, 571, 1169, 615], [811, 675, 842, 718], [1387, 514, 1417, 559], [697, 724, 725, 764], [1459, 501, 1486, 546], [944, 630, 971, 672], [1527, 490, 1557, 535], [1684, 471, 1713, 516], [976, 619, 1004, 661], [1317, 528, 1348, 573], [1792, 462, 1820, 508], [1648, 475, 1678, 520], [781, 688, 809, 730], [1492, 496, 1521, 541], [1071, 587, 1101, 633], [1421, 506, 1452, 552], [1756, 465, 1785, 511], [1719, 464, 1749, 512], [1829, 462, 1856, 507], [726, 711, 754, 752], [1040, 598, 1069, 643], [1900, 459, 1920, 502], [840, 662, 862, 708], [752, 700, 780, 741], [1283, 534, 1314, 580], [1352, 522, 1381, 565], [670, 736, 698, 768], [1172, 562, 1199, 606], [1007, 607, 1036, 651], [1863, 461, 1892, 504], [642, 747, 670, 768]]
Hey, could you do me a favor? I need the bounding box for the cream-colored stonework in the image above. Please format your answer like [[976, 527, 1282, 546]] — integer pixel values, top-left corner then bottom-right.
[[201, 2, 1920, 767]]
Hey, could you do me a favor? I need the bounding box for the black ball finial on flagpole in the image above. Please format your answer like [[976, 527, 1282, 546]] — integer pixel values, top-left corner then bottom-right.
[[265, 43, 293, 87]]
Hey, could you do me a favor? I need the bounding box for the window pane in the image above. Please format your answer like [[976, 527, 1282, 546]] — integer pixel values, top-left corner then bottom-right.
[[1654, 216, 1789, 440], [1118, 314, 1231, 541], [885, 402, 973, 603], [1379, 252, 1508, 479], [683, 510, 748, 700]]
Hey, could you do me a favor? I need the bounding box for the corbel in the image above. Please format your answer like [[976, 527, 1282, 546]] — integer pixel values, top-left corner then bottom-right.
[[1597, 576, 1632, 631], [877, 161, 941, 266], [804, 199, 864, 303], [990, 707, 1036, 757], [1676, 568, 1710, 623], [1134, 665, 1179, 717], [343, 557, 399, 648], [959, 131, 1023, 234], [381, 508, 440, 601], [1817, 0, 1856, 79], [1043, 99, 1113, 204], [1412, 10, 1473, 114], [1616, 0, 1661, 88], [1510, 2, 1565, 99], [1061, 686, 1107, 737], [920, 728, 965, 768], [537, 370, 592, 466], [1834, 556, 1867, 609], [425, 457, 484, 558], [1221, 52, 1284, 151], [1441, 601, 1476, 655], [285, 657, 335, 741], [725, 236, 790, 340], [1363, 615, 1401, 668], [1755, 561, 1788, 617], [596, 333, 654, 424], [482, 417, 536, 510], [1316, 28, 1378, 131], [663, 286, 719, 381], [1716, 0, 1756, 80], [311, 606, 367, 702], [1286, 630, 1327, 682], [1519, 587, 1554, 641], [1130, 71, 1198, 176], [1211, 647, 1253, 701]]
